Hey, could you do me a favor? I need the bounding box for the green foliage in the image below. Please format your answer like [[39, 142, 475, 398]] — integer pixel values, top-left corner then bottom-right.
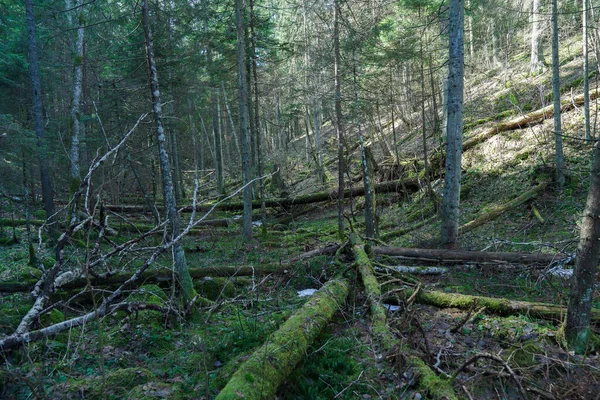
[[284, 334, 360, 399]]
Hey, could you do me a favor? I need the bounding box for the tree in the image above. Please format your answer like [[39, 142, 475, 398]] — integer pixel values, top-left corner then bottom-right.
[[441, 0, 465, 248], [565, 139, 600, 353], [583, 0, 591, 141], [551, 0, 564, 188], [25, 0, 57, 239], [236, 0, 253, 241], [67, 0, 85, 203], [141, 0, 196, 302], [530, 0, 545, 74], [334, 0, 345, 240]]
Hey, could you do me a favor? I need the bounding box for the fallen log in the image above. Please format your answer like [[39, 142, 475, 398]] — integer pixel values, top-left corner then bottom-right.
[[0, 265, 280, 294], [351, 235, 457, 400], [430, 88, 600, 170], [215, 278, 349, 400], [381, 215, 437, 241], [463, 88, 600, 152], [373, 246, 571, 265], [105, 178, 420, 214], [287, 244, 340, 264], [403, 288, 600, 322], [458, 181, 550, 235]]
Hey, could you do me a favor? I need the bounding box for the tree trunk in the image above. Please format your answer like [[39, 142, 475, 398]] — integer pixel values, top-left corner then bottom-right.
[[250, 0, 266, 232], [583, 0, 592, 141], [334, 0, 345, 240], [68, 0, 84, 194], [25, 0, 57, 238], [235, 0, 253, 241], [402, 288, 600, 323], [373, 246, 570, 265], [530, 0, 544, 73], [353, 58, 376, 239], [208, 50, 224, 195], [141, 0, 196, 302], [551, 0, 565, 188], [215, 279, 348, 400], [565, 139, 600, 353], [441, 0, 465, 248]]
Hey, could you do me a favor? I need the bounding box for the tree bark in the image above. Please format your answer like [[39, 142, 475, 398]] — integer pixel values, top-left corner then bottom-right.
[[25, 0, 57, 238], [141, 0, 196, 302], [215, 279, 348, 400], [583, 0, 592, 141], [208, 50, 224, 195], [235, 0, 253, 241], [530, 0, 545, 73], [353, 58, 376, 239], [441, 0, 465, 248], [565, 139, 600, 353], [551, 0, 565, 188], [373, 246, 570, 265], [67, 0, 84, 191], [334, 0, 345, 240]]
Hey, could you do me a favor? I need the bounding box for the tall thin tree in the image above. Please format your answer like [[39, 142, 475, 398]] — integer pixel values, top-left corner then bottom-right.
[[334, 0, 345, 240], [551, 0, 564, 188], [67, 0, 84, 202], [236, 0, 253, 241], [25, 0, 57, 238], [141, 0, 196, 302], [441, 0, 465, 248], [583, 0, 591, 141]]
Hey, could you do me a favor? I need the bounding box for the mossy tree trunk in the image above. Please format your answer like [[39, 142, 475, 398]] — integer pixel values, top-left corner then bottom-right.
[[215, 279, 349, 399], [350, 235, 458, 399]]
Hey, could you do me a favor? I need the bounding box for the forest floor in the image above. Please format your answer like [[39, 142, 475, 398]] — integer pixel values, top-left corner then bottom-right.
[[2, 34, 600, 400]]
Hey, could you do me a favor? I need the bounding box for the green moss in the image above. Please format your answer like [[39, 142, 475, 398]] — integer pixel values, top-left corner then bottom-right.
[[41, 308, 64, 326], [410, 356, 457, 399], [215, 279, 348, 399], [507, 342, 543, 367]]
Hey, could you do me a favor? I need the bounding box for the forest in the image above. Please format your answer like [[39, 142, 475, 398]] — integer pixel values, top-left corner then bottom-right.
[[1, 0, 600, 398]]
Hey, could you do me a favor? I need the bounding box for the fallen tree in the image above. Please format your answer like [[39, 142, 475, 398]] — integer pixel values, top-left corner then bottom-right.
[[458, 180, 550, 235], [400, 288, 600, 322], [351, 235, 458, 400], [215, 278, 349, 400], [0, 265, 281, 294], [373, 246, 571, 265], [105, 178, 420, 214]]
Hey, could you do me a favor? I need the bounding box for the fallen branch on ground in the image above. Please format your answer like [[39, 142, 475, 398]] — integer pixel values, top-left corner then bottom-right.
[[459, 181, 550, 235], [373, 246, 570, 265], [215, 278, 349, 399]]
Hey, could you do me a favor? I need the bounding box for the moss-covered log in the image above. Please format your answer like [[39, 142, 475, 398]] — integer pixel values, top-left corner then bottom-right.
[[458, 181, 549, 235], [403, 288, 600, 322], [0, 265, 280, 293], [373, 246, 570, 265], [105, 178, 420, 214], [350, 235, 457, 399], [215, 278, 349, 400]]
